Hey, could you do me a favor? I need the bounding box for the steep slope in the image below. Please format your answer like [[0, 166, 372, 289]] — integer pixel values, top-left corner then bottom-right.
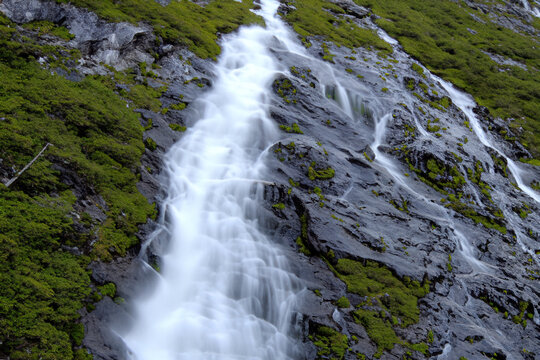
[[0, 0, 538, 359]]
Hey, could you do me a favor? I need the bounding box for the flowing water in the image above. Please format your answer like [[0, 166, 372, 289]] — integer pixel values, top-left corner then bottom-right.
[[436, 77, 540, 204], [322, 76, 494, 274], [123, 1, 302, 358], [521, 0, 540, 17], [435, 76, 540, 264]]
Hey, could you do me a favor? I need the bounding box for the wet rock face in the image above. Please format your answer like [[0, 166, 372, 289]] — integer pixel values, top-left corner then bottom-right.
[[261, 22, 540, 359], [2, 0, 539, 359]]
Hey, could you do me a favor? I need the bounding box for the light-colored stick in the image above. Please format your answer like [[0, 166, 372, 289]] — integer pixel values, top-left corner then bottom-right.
[[5, 143, 52, 188]]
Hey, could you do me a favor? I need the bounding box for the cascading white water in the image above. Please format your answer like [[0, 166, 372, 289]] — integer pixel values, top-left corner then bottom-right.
[[370, 111, 492, 273], [122, 1, 302, 359], [432, 77, 540, 265], [436, 78, 540, 204], [521, 0, 540, 17]]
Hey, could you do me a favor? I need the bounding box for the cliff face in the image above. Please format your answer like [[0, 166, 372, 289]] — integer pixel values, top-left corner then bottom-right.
[[0, 0, 539, 359]]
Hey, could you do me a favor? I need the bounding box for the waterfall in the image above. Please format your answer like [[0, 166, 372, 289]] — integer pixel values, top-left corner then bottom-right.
[[437, 78, 540, 204], [122, 1, 302, 358]]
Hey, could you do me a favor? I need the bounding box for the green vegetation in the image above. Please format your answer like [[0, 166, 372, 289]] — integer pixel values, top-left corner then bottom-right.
[[98, 283, 116, 298], [389, 197, 409, 214], [331, 258, 429, 357], [274, 78, 298, 104], [354, 0, 540, 157], [335, 259, 429, 326], [272, 202, 286, 210], [336, 296, 351, 308], [296, 214, 311, 255], [519, 157, 540, 166], [169, 123, 187, 132], [170, 102, 187, 111], [23, 20, 75, 41], [0, 13, 154, 358], [144, 137, 157, 151], [427, 330, 434, 344], [54, 0, 263, 59], [308, 163, 335, 180], [311, 325, 349, 360], [283, 0, 391, 51], [0, 189, 91, 359], [122, 84, 166, 112], [279, 123, 303, 134], [512, 301, 531, 328]]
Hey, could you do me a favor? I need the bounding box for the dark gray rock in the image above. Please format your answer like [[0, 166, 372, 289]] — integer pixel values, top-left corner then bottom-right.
[[0, 0, 155, 71]]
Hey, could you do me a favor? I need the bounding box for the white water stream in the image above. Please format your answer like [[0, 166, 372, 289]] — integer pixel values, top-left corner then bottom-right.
[[436, 77, 540, 204], [521, 0, 540, 17], [122, 1, 302, 359], [322, 70, 495, 274]]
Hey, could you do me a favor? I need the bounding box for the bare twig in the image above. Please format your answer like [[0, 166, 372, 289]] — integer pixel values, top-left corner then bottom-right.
[[4, 143, 52, 188]]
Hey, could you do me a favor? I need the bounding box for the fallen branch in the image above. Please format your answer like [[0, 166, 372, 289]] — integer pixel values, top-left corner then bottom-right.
[[4, 143, 52, 188]]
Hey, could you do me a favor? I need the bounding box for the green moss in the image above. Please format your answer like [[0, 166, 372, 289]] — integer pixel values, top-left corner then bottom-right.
[[54, 0, 263, 59], [279, 123, 303, 134], [324, 258, 430, 356], [354, 309, 399, 358], [23, 20, 75, 41], [407, 156, 506, 234], [272, 202, 285, 210], [98, 283, 116, 298], [308, 166, 335, 180], [427, 330, 434, 344], [389, 197, 409, 214], [363, 152, 373, 162], [284, 0, 391, 52], [511, 301, 531, 328], [311, 325, 349, 360], [295, 214, 311, 255], [170, 102, 187, 111], [144, 137, 157, 151], [335, 259, 428, 327], [427, 123, 441, 133], [122, 84, 165, 112], [411, 63, 425, 77], [274, 78, 298, 104], [519, 158, 540, 166], [169, 123, 187, 132], [296, 236, 311, 256], [336, 296, 351, 308]]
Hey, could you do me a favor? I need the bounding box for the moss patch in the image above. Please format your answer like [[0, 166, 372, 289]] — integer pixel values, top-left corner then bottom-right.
[[330, 258, 429, 357], [284, 0, 391, 52], [54, 0, 263, 59], [311, 325, 349, 360]]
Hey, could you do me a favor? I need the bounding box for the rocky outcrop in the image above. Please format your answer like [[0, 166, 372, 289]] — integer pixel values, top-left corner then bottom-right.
[[1, 0, 154, 71]]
